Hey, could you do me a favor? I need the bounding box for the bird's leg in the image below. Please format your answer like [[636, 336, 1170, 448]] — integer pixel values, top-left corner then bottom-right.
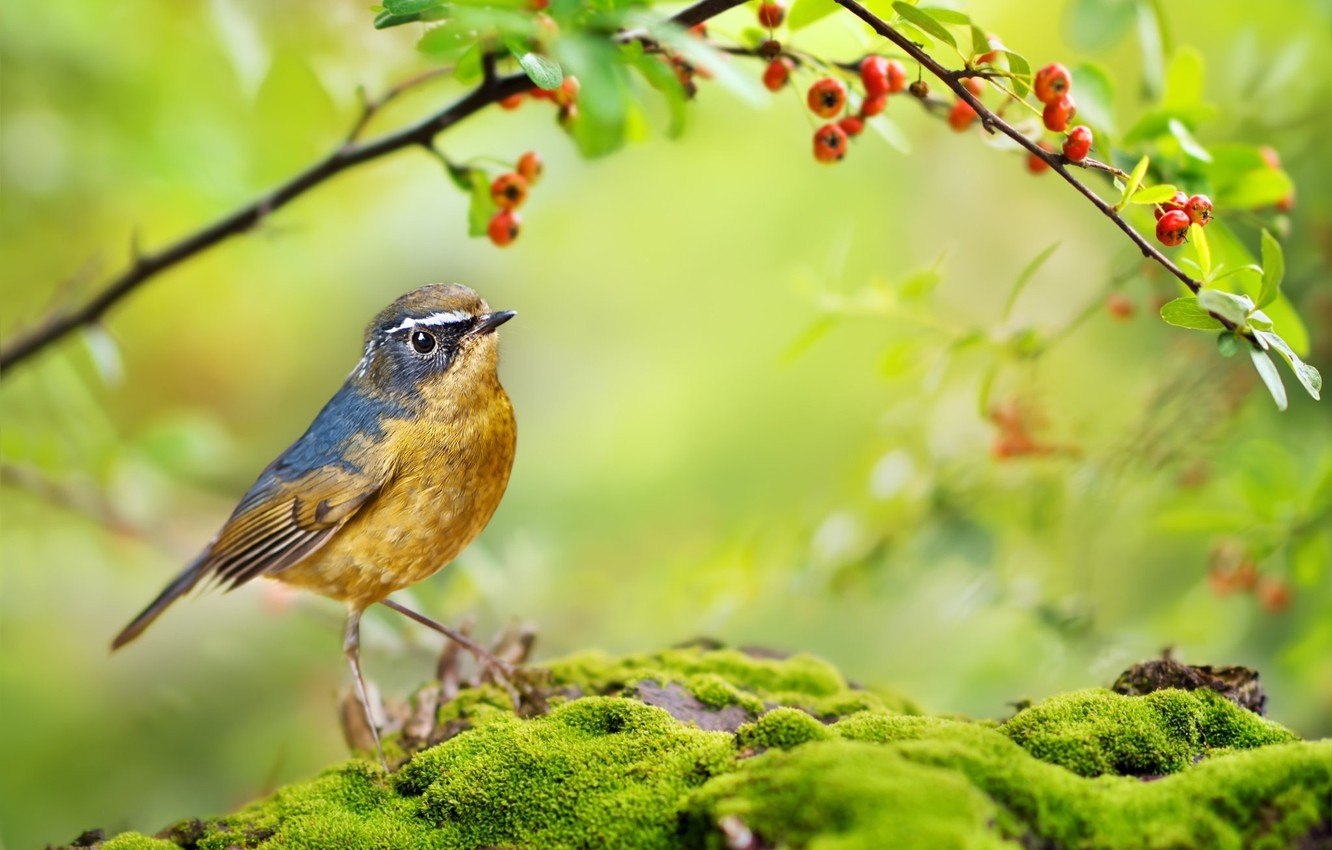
[[343, 607, 389, 771], [379, 597, 522, 708]]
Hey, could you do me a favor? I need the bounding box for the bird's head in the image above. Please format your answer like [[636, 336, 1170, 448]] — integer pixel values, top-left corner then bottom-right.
[[353, 283, 514, 400]]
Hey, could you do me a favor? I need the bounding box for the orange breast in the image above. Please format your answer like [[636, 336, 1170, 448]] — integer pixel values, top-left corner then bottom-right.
[[274, 383, 516, 609]]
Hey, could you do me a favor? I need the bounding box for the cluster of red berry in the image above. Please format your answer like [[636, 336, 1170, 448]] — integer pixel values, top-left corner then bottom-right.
[[499, 75, 580, 125], [1153, 190, 1212, 247], [1208, 543, 1292, 613], [485, 151, 543, 247], [1022, 63, 1092, 173], [763, 53, 908, 163]]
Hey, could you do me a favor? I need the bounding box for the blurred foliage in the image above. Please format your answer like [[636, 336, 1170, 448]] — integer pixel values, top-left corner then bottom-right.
[[1, 0, 1330, 848]]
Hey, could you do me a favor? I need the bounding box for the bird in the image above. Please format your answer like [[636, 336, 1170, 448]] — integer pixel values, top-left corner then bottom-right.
[[111, 283, 518, 769]]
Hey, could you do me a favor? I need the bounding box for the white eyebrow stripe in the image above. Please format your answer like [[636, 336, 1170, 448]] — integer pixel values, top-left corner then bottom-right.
[[383, 310, 474, 333]]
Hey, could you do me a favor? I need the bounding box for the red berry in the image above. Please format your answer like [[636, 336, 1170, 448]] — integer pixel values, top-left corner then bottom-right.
[[1153, 190, 1189, 221], [499, 94, 524, 110], [886, 60, 907, 93], [487, 209, 520, 247], [962, 76, 985, 97], [490, 172, 529, 210], [517, 151, 543, 185], [813, 123, 848, 163], [977, 34, 1003, 65], [1183, 194, 1213, 226], [860, 56, 891, 97], [762, 57, 793, 92], [1106, 293, 1134, 320], [807, 77, 847, 119], [1257, 577, 1291, 613], [689, 22, 707, 37], [1156, 209, 1190, 247], [1026, 142, 1054, 174], [947, 99, 977, 131], [1042, 94, 1076, 132], [553, 75, 579, 107], [838, 115, 864, 136], [1033, 63, 1072, 105], [1062, 125, 1092, 162], [757, 2, 785, 28], [860, 93, 887, 117]]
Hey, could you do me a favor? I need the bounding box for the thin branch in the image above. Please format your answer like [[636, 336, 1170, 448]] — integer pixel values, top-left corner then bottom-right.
[[0, 0, 748, 375], [829, 0, 1249, 338], [344, 66, 453, 144]]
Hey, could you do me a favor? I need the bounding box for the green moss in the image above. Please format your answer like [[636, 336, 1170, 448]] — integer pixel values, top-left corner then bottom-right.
[[1000, 688, 1297, 777], [68, 649, 1329, 850], [737, 707, 833, 751], [546, 646, 920, 717]]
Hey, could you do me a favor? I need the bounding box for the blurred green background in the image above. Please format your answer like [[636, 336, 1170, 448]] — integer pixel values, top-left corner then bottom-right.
[[2, 0, 1330, 846]]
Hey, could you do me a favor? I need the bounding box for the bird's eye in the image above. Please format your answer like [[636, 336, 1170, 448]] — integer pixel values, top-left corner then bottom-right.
[[410, 329, 436, 354]]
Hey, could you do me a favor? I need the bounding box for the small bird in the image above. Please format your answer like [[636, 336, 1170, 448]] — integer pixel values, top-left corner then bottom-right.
[[112, 283, 518, 768]]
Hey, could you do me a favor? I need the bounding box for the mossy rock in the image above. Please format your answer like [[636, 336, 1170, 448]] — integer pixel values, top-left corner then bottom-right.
[[62, 646, 1329, 850]]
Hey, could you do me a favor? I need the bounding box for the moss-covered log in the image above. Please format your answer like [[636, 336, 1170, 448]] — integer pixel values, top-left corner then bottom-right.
[[53, 647, 1331, 850]]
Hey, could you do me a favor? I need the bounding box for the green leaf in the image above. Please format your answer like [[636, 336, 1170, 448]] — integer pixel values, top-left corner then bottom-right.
[[1001, 242, 1060, 321], [1249, 347, 1288, 411], [628, 53, 687, 138], [788, 0, 838, 30], [893, 2, 956, 47], [1190, 223, 1211, 280], [1163, 46, 1205, 111], [867, 114, 911, 154], [1258, 331, 1321, 401], [1128, 184, 1178, 205], [1196, 288, 1251, 326], [1213, 167, 1293, 209], [555, 34, 632, 158], [1167, 118, 1212, 162], [1257, 229, 1284, 309], [1216, 332, 1240, 357], [375, 0, 447, 29], [1001, 50, 1030, 98], [1117, 155, 1149, 210], [969, 25, 989, 59], [1159, 296, 1223, 330], [513, 50, 564, 90], [384, 0, 445, 13], [918, 7, 969, 25], [466, 169, 497, 238]]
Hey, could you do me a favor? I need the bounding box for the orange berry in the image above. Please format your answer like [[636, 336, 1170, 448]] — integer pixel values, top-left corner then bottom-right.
[[1033, 63, 1072, 105], [886, 59, 907, 93], [947, 99, 977, 131], [1233, 561, 1259, 592], [1154, 191, 1188, 221], [807, 77, 847, 119], [860, 93, 887, 117], [553, 75, 579, 106], [1026, 142, 1053, 174], [1256, 577, 1291, 613], [1042, 95, 1076, 132], [1062, 125, 1092, 162], [812, 123, 848, 163], [762, 57, 793, 92], [1105, 293, 1134, 320], [499, 94, 524, 110], [861, 56, 891, 97], [757, 2, 785, 28], [517, 151, 543, 185], [838, 115, 864, 137], [487, 209, 520, 247], [962, 76, 985, 97], [977, 34, 1003, 65], [1183, 194, 1213, 226], [1156, 210, 1190, 247], [490, 173, 529, 210]]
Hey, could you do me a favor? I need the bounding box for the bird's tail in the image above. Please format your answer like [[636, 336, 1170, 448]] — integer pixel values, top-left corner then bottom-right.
[[110, 557, 206, 650]]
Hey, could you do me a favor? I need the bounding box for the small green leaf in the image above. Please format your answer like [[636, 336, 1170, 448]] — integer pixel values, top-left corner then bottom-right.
[[1129, 184, 1178, 205], [1249, 347, 1288, 411], [1117, 155, 1149, 210], [893, 2, 956, 47], [1159, 296, 1223, 330], [1002, 51, 1031, 98], [384, 0, 444, 13], [1167, 118, 1212, 162], [787, 0, 838, 30], [1258, 331, 1321, 400], [918, 7, 969, 25], [1257, 229, 1284, 309], [1190, 223, 1211, 280], [1001, 242, 1060, 321], [969, 25, 989, 59], [467, 170, 498, 238], [512, 50, 564, 90], [1196, 288, 1251, 326], [1216, 332, 1239, 357]]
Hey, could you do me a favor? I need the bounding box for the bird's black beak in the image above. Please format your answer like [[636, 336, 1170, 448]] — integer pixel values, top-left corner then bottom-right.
[[471, 310, 516, 336]]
